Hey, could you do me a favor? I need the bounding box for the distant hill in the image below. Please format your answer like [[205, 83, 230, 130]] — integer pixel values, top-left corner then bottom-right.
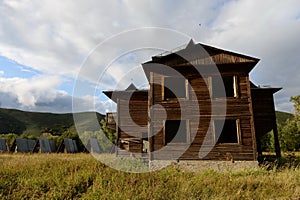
[[0, 108, 104, 136], [275, 111, 293, 125], [0, 107, 293, 137]]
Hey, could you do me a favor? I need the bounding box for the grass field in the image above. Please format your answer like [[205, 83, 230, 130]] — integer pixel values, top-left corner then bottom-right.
[[0, 153, 299, 199]]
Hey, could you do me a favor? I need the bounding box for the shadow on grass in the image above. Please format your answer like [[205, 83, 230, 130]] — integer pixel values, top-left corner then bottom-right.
[[258, 152, 300, 170]]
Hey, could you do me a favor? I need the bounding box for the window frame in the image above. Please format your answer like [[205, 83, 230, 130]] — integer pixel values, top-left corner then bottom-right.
[[162, 76, 189, 101], [209, 75, 239, 99], [163, 119, 190, 144], [213, 119, 241, 144]]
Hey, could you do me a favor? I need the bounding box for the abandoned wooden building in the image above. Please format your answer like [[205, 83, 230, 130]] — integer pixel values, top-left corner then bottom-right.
[[104, 40, 281, 162]]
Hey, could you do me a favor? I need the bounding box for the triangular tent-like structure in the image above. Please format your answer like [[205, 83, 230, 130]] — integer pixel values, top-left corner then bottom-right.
[[57, 138, 78, 153], [10, 138, 38, 153], [0, 138, 9, 152], [39, 139, 57, 153], [86, 137, 102, 154]]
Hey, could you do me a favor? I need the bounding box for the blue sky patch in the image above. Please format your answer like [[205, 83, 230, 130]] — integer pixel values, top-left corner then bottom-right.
[[0, 56, 41, 79]]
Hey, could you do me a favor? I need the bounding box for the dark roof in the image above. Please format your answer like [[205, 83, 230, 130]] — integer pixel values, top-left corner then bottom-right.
[[150, 39, 260, 63], [103, 83, 148, 102], [141, 39, 260, 81], [125, 83, 137, 91], [250, 81, 282, 93]]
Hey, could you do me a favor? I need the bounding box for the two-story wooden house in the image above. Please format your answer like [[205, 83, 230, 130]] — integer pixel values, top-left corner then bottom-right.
[[104, 40, 281, 161]]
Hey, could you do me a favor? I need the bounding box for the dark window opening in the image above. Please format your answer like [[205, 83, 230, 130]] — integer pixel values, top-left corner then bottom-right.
[[164, 77, 186, 100], [215, 119, 239, 143], [165, 120, 187, 143], [212, 76, 237, 98]]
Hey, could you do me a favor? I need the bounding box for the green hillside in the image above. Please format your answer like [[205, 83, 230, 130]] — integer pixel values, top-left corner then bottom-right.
[[275, 111, 294, 125], [0, 108, 292, 137], [0, 108, 104, 136]]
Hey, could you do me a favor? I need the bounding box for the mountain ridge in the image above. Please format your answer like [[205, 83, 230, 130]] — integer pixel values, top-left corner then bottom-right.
[[0, 107, 104, 136], [0, 107, 293, 136]]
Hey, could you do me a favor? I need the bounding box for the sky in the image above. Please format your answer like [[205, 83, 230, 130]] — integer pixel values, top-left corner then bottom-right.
[[0, 0, 299, 114]]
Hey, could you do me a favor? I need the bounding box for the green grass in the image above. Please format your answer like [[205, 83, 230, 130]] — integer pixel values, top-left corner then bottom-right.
[[0, 153, 299, 199]]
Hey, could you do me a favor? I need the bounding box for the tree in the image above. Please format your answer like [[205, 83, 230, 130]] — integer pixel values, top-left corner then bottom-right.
[[291, 95, 300, 119], [80, 130, 113, 152], [277, 95, 300, 151], [278, 119, 300, 151], [260, 95, 300, 152], [100, 119, 116, 144]]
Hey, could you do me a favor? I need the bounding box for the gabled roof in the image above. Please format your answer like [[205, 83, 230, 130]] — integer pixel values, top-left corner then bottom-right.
[[151, 39, 259, 64], [142, 39, 260, 81], [125, 83, 137, 91], [103, 83, 148, 103]]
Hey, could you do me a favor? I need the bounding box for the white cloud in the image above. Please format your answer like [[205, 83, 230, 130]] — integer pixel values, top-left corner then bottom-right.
[[0, 0, 299, 113], [0, 74, 110, 113], [0, 0, 221, 78], [0, 75, 63, 107], [0, 70, 4, 76], [206, 0, 300, 112]]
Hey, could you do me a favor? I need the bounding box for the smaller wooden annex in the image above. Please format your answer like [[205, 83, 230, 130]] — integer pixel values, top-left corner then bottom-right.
[[104, 40, 281, 162]]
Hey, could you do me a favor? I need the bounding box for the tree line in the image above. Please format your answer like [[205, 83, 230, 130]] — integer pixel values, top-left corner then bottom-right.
[[1, 96, 300, 153], [0, 119, 116, 152], [261, 95, 300, 152]]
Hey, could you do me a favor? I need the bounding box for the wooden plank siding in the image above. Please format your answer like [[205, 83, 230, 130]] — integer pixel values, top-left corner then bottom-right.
[[251, 89, 278, 138], [117, 97, 148, 154], [149, 69, 256, 161], [104, 41, 280, 161]]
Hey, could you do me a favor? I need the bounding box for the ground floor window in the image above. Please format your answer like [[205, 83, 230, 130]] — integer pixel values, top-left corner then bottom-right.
[[214, 119, 240, 144], [164, 120, 188, 144]]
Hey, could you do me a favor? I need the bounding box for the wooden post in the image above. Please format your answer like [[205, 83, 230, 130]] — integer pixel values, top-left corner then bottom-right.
[[271, 93, 281, 158], [256, 138, 262, 157], [273, 122, 281, 158], [148, 72, 154, 161], [247, 75, 258, 161], [115, 99, 120, 157]]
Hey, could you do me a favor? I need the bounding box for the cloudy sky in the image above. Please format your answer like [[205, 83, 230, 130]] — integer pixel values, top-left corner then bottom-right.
[[0, 0, 299, 114]]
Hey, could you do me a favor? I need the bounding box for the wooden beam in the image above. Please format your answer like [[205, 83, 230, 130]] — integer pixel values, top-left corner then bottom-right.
[[148, 72, 154, 160], [116, 98, 120, 157], [273, 122, 281, 158], [246, 75, 258, 160], [256, 138, 262, 157], [270, 94, 281, 158]]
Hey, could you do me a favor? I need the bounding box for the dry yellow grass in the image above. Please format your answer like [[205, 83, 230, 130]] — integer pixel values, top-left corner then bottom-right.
[[0, 153, 299, 199]]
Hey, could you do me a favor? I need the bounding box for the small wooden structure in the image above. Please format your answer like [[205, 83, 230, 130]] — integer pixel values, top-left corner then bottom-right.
[[104, 40, 281, 161], [104, 84, 148, 157], [251, 84, 281, 157]]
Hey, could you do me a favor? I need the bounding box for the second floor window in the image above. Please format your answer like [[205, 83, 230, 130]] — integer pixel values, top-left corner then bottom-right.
[[163, 76, 187, 100], [211, 75, 238, 98]]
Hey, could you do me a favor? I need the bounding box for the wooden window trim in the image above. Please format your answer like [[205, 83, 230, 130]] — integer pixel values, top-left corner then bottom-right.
[[210, 75, 239, 99], [213, 119, 241, 145], [162, 76, 189, 101], [163, 119, 190, 145], [233, 75, 239, 98]]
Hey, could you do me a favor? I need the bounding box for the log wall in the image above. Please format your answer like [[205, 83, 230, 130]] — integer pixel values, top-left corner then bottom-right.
[[116, 94, 148, 154], [149, 69, 257, 161], [251, 89, 276, 138]]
